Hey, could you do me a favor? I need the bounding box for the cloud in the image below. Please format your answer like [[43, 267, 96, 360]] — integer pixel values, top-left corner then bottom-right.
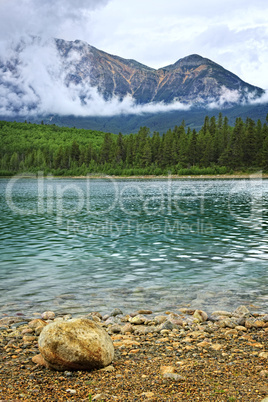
[[0, 0, 111, 42], [0, 37, 190, 117]]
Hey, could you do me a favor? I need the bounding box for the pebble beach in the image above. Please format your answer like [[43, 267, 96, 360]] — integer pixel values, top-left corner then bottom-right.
[[1, 305, 268, 401]]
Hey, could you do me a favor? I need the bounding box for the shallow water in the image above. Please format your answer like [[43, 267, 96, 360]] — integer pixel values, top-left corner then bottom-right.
[[0, 175, 268, 316]]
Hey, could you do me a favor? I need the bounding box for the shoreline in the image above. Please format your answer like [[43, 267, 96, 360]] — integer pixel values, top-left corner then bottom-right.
[[1, 173, 268, 180], [1, 305, 268, 401]]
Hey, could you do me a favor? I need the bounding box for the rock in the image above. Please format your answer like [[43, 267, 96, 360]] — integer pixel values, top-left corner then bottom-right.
[[66, 388, 77, 394], [193, 310, 208, 322], [211, 343, 223, 351], [38, 318, 114, 371], [28, 319, 47, 329], [121, 323, 133, 334], [168, 313, 184, 326], [160, 365, 176, 374], [129, 315, 146, 325], [141, 391, 155, 398], [154, 315, 167, 324], [159, 320, 174, 331], [137, 309, 153, 315], [254, 320, 266, 328], [211, 310, 232, 317], [163, 373, 185, 381], [101, 365, 115, 372], [218, 318, 236, 328], [259, 352, 268, 359], [235, 325, 247, 332], [233, 305, 250, 316], [178, 308, 195, 315], [108, 324, 122, 334], [41, 311, 55, 320], [225, 329, 238, 336], [32, 354, 49, 367], [245, 319, 254, 329], [110, 308, 123, 317], [92, 393, 108, 400]]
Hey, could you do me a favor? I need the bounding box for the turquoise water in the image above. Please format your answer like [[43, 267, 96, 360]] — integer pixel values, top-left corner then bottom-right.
[[0, 176, 268, 316]]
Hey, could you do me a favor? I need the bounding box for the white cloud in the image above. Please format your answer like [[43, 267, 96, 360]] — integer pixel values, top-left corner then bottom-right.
[[0, 37, 191, 117], [0, 0, 267, 117]]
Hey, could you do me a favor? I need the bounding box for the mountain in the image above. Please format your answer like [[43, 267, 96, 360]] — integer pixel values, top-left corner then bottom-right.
[[0, 36, 267, 133], [56, 38, 264, 105]]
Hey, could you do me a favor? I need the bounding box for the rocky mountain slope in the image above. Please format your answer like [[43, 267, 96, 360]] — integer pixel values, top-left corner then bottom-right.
[[0, 36, 265, 120], [56, 38, 264, 105]]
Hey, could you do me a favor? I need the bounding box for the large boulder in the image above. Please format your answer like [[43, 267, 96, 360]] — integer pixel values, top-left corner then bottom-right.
[[38, 318, 114, 371]]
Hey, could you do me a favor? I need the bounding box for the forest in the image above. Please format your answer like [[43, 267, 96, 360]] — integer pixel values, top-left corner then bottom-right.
[[0, 113, 268, 176]]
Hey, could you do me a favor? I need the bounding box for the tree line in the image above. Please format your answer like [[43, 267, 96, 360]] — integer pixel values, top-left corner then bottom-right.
[[1, 113, 268, 176]]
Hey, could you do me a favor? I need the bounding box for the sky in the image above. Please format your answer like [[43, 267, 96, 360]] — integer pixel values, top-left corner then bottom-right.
[[0, 0, 267, 88], [0, 0, 268, 116]]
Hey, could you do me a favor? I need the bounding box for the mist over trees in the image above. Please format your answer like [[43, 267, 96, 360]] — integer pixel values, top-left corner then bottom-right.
[[1, 113, 268, 176]]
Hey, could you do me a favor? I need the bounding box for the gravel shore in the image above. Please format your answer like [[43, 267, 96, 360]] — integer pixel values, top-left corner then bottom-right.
[[0, 306, 268, 401]]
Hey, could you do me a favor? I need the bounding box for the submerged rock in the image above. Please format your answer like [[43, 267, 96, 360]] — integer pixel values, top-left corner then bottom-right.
[[38, 318, 114, 371]]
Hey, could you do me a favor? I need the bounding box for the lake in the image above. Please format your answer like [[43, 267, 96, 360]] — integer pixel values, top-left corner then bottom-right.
[[0, 174, 268, 316]]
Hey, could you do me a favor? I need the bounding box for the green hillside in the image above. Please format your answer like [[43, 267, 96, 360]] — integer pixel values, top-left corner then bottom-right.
[[1, 113, 268, 176]]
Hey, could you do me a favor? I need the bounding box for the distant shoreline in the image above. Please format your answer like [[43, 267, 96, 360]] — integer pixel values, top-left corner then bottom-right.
[[41, 173, 268, 180], [1, 173, 268, 180]]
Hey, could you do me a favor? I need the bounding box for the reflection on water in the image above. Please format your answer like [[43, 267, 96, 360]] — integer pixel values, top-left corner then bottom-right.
[[0, 176, 268, 315]]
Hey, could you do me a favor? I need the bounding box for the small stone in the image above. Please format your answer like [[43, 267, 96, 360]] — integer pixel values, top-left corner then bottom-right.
[[260, 370, 268, 378], [137, 309, 153, 315], [121, 323, 133, 334], [197, 340, 211, 348], [101, 365, 115, 372], [259, 352, 268, 359], [233, 305, 250, 316], [28, 319, 47, 329], [168, 313, 183, 326], [218, 318, 236, 328], [163, 373, 185, 381], [211, 343, 223, 351], [23, 335, 36, 342], [109, 324, 122, 334], [193, 310, 208, 323], [35, 326, 45, 336], [32, 354, 49, 367], [66, 389, 76, 394], [225, 329, 238, 336], [245, 319, 254, 329], [159, 320, 174, 331], [235, 325, 247, 332], [21, 328, 34, 334], [211, 310, 232, 317], [254, 320, 265, 328], [41, 311, 55, 320], [160, 329, 170, 335], [141, 391, 155, 398], [92, 393, 107, 400], [178, 308, 195, 315], [111, 308, 123, 317], [129, 315, 146, 325], [160, 365, 176, 374], [154, 315, 167, 324]]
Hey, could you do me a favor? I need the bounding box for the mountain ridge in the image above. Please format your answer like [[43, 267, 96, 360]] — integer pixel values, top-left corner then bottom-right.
[[0, 36, 266, 133], [53, 38, 264, 105]]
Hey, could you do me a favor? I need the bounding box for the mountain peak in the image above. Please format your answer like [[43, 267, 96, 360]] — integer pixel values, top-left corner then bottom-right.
[[0, 37, 265, 118]]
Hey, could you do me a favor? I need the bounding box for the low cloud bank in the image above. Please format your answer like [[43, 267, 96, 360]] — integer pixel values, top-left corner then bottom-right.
[[0, 37, 266, 118]]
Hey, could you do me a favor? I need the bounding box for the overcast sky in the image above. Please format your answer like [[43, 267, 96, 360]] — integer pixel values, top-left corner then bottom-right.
[[0, 0, 268, 89]]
